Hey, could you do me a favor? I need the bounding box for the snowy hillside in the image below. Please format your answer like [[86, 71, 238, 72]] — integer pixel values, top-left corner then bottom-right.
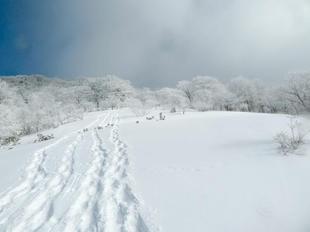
[[0, 111, 149, 231], [121, 111, 310, 232], [0, 109, 309, 231]]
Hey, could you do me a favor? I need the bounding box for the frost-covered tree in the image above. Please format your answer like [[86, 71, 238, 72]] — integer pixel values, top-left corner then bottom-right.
[[189, 76, 231, 111], [0, 81, 22, 138], [86, 75, 136, 110], [177, 80, 195, 106], [284, 73, 310, 113], [1, 72, 309, 145], [228, 77, 265, 112], [263, 87, 294, 114], [156, 88, 188, 112], [0, 77, 84, 143], [136, 88, 159, 109]]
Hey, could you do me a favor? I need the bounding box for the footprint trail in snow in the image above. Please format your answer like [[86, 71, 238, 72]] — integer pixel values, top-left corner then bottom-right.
[[0, 111, 150, 232]]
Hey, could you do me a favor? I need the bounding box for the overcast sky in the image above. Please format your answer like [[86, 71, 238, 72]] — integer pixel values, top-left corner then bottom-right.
[[1, 0, 310, 87]]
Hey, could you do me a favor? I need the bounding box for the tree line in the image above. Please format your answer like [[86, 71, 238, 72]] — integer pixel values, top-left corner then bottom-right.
[[1, 73, 309, 144]]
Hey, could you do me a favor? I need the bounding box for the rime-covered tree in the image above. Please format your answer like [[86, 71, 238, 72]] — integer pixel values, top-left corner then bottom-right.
[[156, 88, 188, 112], [228, 77, 264, 112], [189, 76, 230, 111], [284, 73, 310, 113]]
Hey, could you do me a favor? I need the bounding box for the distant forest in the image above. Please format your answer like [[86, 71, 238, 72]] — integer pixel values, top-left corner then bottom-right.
[[1, 73, 310, 144]]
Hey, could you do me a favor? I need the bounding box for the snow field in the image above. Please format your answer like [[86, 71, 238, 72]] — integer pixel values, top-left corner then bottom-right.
[[0, 111, 149, 232]]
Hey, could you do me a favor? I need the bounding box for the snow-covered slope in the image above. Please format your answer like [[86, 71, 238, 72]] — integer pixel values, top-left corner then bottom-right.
[[0, 110, 148, 232], [120, 111, 310, 232], [0, 110, 309, 232]]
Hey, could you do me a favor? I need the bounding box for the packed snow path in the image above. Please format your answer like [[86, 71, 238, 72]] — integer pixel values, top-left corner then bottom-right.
[[0, 111, 149, 232]]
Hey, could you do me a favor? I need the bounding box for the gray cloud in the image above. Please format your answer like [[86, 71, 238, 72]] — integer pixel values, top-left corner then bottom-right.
[[51, 0, 310, 87]]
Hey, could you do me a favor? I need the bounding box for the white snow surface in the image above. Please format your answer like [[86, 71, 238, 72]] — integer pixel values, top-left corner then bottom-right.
[[0, 109, 310, 232]]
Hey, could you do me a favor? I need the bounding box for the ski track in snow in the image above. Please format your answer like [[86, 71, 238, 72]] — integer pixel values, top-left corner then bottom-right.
[[0, 111, 150, 232]]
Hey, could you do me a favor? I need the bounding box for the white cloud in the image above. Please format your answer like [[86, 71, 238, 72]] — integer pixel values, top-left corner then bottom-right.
[[51, 0, 310, 86]]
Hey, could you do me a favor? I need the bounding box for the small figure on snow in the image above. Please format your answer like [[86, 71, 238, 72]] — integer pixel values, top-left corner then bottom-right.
[[159, 112, 165, 120], [146, 116, 154, 120]]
